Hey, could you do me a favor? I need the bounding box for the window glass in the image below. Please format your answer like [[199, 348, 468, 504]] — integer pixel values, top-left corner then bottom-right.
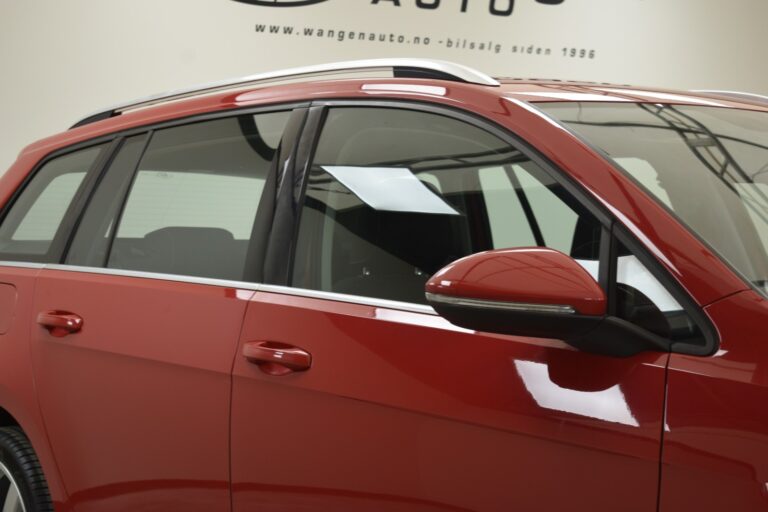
[[291, 107, 603, 304], [614, 240, 701, 343], [100, 111, 290, 280], [116, 171, 264, 239], [516, 165, 580, 252], [14, 174, 84, 241], [539, 102, 768, 297], [0, 145, 105, 259], [478, 166, 536, 248]]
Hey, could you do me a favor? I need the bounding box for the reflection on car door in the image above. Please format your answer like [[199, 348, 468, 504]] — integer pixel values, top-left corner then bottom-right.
[[230, 105, 670, 511]]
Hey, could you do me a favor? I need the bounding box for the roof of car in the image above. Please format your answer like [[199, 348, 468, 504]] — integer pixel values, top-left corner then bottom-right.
[[19, 67, 768, 160]]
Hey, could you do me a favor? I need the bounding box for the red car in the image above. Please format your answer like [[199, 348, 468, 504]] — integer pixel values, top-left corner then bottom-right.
[[0, 59, 766, 512]]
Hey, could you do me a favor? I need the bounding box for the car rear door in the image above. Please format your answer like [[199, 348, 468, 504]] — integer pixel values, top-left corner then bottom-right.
[[0, 142, 114, 508], [230, 103, 708, 511], [29, 107, 302, 511]]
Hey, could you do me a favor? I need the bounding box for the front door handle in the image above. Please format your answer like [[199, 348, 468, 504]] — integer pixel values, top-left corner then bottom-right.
[[37, 311, 83, 338], [243, 341, 311, 376]]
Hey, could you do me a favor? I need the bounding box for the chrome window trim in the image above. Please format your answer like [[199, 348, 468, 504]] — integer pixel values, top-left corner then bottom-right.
[[258, 284, 437, 315], [0, 262, 437, 315], [0, 261, 46, 269], [425, 292, 577, 315], [43, 264, 262, 291]]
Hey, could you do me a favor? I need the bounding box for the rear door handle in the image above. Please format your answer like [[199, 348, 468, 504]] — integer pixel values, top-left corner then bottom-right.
[[37, 311, 83, 337], [243, 341, 311, 376]]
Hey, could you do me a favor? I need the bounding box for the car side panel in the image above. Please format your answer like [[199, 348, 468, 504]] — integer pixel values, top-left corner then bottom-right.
[[0, 264, 73, 511], [662, 290, 768, 511], [232, 291, 668, 511], [30, 269, 254, 511]]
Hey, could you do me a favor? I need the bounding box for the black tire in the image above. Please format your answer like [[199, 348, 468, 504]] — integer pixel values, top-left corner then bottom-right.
[[0, 427, 54, 512]]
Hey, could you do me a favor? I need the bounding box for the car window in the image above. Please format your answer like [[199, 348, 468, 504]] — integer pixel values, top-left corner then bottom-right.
[[66, 135, 150, 267], [68, 111, 291, 281], [290, 107, 604, 305], [540, 102, 768, 297], [0, 145, 106, 260], [614, 240, 703, 344]]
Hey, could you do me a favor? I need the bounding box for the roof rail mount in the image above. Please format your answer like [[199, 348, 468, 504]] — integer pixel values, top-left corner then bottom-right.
[[71, 59, 500, 129]]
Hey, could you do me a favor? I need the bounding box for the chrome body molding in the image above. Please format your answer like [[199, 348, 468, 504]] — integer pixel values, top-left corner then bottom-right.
[[425, 292, 577, 315], [74, 59, 500, 126], [0, 261, 46, 269], [0, 262, 437, 315], [257, 284, 437, 315], [43, 263, 262, 291]]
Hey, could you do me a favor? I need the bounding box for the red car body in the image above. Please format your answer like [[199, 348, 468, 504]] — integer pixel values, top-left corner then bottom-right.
[[1, 65, 767, 511]]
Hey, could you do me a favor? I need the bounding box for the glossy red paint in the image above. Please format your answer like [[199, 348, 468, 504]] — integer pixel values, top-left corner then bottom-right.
[[0, 266, 72, 511], [661, 289, 768, 511], [0, 71, 765, 511], [29, 269, 254, 511], [425, 248, 606, 315], [232, 291, 667, 511], [36, 311, 84, 337], [242, 341, 313, 376]]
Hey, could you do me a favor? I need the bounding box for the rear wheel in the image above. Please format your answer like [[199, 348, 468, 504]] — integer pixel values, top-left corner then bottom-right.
[[0, 428, 53, 512]]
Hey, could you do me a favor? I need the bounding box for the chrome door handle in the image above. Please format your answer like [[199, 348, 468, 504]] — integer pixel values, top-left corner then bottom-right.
[[243, 341, 311, 376]]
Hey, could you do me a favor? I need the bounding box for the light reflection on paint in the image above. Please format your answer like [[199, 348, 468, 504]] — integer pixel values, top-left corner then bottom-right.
[[362, 83, 447, 96], [235, 289, 255, 301], [515, 360, 639, 427]]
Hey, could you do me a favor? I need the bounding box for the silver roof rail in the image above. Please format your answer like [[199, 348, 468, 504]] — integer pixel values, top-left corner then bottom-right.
[[72, 59, 500, 129], [692, 89, 768, 105]]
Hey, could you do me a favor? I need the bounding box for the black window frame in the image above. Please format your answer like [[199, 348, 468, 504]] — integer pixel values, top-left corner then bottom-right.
[[279, 99, 719, 357]]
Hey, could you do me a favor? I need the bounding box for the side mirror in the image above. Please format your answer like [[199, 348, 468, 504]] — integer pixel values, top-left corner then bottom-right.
[[426, 248, 669, 357]]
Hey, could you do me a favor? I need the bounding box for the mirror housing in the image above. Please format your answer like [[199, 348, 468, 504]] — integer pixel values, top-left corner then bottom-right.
[[426, 248, 669, 357]]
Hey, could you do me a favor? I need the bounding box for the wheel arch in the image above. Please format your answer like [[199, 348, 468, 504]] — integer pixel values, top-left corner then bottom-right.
[[0, 406, 20, 428], [0, 393, 71, 511]]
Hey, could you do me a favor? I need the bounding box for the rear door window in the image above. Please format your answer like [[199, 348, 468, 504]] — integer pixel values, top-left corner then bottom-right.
[[67, 111, 291, 281]]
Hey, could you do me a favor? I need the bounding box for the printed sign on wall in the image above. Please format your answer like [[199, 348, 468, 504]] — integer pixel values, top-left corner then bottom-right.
[[1, 0, 767, 174], [233, 0, 604, 72]]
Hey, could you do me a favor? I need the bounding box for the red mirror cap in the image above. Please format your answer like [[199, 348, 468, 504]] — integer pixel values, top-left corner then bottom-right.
[[426, 248, 607, 316]]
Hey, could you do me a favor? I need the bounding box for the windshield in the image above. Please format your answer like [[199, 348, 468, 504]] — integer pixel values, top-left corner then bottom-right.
[[538, 102, 768, 296]]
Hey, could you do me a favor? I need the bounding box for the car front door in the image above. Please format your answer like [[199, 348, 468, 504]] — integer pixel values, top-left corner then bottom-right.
[[230, 104, 705, 511], [29, 108, 298, 511]]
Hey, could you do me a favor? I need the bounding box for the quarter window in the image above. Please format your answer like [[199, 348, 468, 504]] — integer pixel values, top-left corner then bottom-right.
[[614, 239, 702, 344], [0, 145, 106, 260]]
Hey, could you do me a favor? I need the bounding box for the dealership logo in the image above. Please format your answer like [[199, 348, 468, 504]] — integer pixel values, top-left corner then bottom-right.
[[233, 0, 564, 16]]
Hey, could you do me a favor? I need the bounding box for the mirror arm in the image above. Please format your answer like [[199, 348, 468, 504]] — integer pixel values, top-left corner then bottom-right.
[[570, 316, 673, 357], [429, 295, 673, 358]]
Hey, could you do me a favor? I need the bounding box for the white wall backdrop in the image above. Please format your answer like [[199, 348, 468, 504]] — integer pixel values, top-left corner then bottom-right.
[[1, 0, 767, 172]]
